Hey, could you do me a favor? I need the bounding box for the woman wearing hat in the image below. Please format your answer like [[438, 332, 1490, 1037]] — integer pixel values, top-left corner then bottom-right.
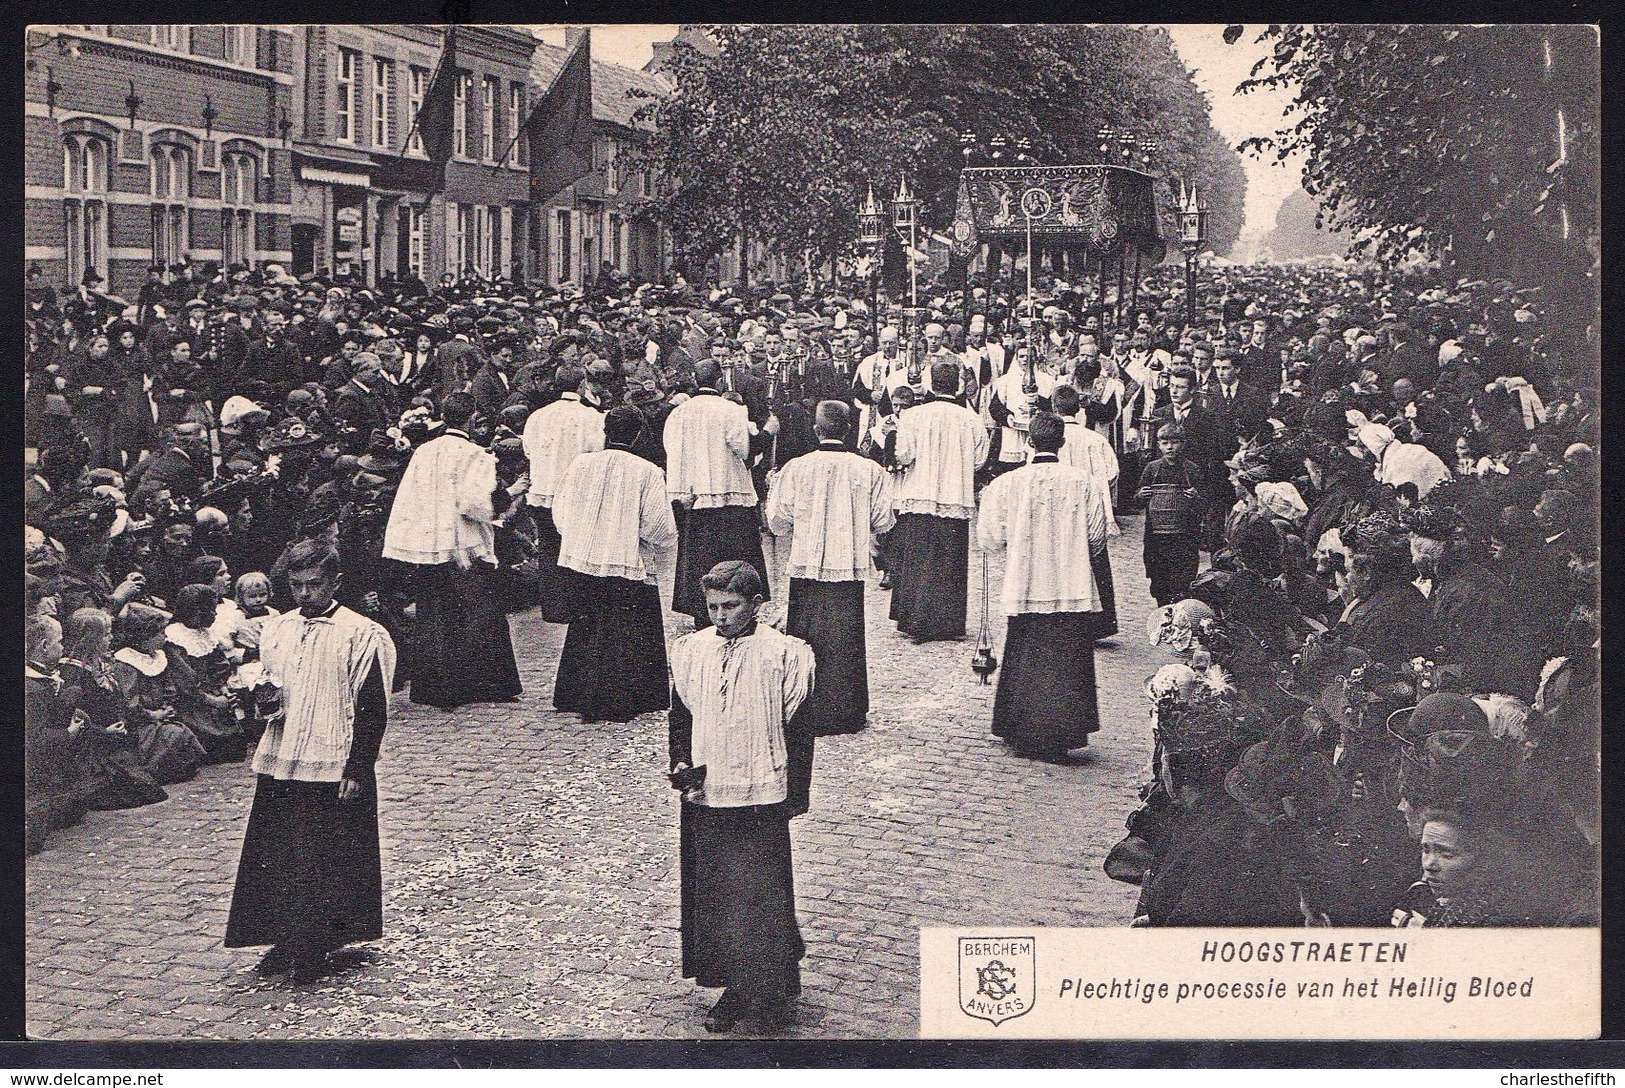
[[1392, 722, 1595, 927], [109, 603, 209, 785], [1335, 512, 1435, 663], [1131, 674, 1299, 927]]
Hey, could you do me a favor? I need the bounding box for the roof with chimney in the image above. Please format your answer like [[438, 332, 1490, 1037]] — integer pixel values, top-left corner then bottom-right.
[[528, 39, 672, 132]]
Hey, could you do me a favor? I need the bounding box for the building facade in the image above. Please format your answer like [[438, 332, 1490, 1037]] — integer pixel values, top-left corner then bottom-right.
[[289, 24, 537, 284], [25, 25, 297, 297], [527, 32, 670, 288], [24, 24, 678, 295]]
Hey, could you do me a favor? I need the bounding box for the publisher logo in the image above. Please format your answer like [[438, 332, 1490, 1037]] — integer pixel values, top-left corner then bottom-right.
[[958, 936, 1036, 1026]]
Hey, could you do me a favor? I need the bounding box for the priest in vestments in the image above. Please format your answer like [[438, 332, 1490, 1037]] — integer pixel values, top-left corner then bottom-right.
[[381, 393, 522, 709], [978, 412, 1111, 761], [225, 539, 397, 981], [664, 361, 776, 627], [888, 361, 989, 642], [765, 401, 895, 816], [522, 364, 604, 623], [1047, 384, 1121, 639], [551, 406, 677, 723], [669, 561, 816, 1032]]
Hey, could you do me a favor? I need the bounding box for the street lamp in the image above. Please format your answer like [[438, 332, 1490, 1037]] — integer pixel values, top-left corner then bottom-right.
[[892, 176, 920, 309], [1176, 180, 1209, 329], [1138, 138, 1158, 169], [1097, 125, 1117, 155]]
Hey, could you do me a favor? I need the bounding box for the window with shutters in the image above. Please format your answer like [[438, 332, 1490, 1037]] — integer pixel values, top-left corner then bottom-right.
[[453, 72, 467, 158], [152, 26, 188, 51], [458, 203, 476, 275], [408, 66, 428, 154], [372, 59, 393, 148], [482, 77, 498, 161], [63, 134, 109, 287], [149, 143, 191, 268], [508, 83, 523, 165], [445, 202, 461, 276], [336, 48, 359, 143], [221, 152, 257, 268], [555, 209, 573, 285], [484, 205, 501, 275], [408, 204, 426, 277]]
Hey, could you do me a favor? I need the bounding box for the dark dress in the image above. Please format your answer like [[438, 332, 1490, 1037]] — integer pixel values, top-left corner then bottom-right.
[[58, 659, 169, 811], [110, 652, 208, 785], [225, 661, 388, 956], [24, 674, 98, 854], [1137, 794, 1304, 927], [166, 632, 248, 764], [1342, 579, 1434, 663]]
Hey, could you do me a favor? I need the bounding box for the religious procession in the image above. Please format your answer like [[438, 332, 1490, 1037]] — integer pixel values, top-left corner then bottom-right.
[[22, 23, 1599, 1040]]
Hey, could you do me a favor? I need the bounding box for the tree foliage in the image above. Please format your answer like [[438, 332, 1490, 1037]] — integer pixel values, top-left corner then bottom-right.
[[632, 25, 1248, 278], [1232, 24, 1598, 307]]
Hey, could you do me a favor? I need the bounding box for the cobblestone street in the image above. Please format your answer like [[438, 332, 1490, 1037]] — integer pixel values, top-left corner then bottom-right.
[[27, 516, 1167, 1041]]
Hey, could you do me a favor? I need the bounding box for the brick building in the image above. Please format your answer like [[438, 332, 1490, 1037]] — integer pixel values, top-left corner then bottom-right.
[[289, 24, 537, 284], [24, 25, 297, 298], [24, 24, 676, 295], [527, 30, 670, 288]]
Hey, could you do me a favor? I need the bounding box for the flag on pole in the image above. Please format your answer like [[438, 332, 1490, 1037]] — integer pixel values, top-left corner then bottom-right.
[[409, 27, 458, 181], [525, 29, 595, 204]]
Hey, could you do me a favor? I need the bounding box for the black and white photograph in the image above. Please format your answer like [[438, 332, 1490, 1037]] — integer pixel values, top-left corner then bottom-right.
[[18, 21, 1601, 1043]]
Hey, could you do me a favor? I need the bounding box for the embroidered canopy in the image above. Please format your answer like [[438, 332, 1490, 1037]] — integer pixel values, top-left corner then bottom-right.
[[948, 164, 1167, 266]]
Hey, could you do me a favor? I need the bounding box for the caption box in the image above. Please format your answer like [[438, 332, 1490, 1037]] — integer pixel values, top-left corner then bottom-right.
[[920, 928, 1599, 1039]]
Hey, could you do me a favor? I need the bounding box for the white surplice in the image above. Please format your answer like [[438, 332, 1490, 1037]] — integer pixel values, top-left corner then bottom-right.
[[381, 430, 497, 566], [553, 447, 678, 584], [1029, 417, 1121, 536], [764, 443, 896, 583], [891, 399, 989, 519], [662, 390, 758, 509], [522, 392, 604, 509], [669, 624, 815, 808], [977, 456, 1111, 616]]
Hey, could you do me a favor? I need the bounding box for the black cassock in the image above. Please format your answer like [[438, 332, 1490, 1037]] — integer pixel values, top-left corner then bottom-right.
[[992, 611, 1102, 758], [888, 513, 969, 641], [408, 560, 522, 709], [225, 660, 387, 956], [669, 690, 803, 1008], [553, 572, 670, 722], [783, 578, 869, 817], [671, 504, 770, 626]]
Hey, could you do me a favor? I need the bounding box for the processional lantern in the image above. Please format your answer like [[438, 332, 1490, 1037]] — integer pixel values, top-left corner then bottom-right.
[[892, 176, 917, 233], [1178, 181, 1208, 251], [858, 183, 886, 250]]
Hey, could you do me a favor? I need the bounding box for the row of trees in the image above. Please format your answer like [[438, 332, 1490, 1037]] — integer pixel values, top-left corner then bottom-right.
[[1231, 24, 1598, 327], [631, 25, 1247, 283]]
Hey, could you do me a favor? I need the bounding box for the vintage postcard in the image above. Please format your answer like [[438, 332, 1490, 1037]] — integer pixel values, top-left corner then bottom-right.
[[21, 21, 1599, 1044]]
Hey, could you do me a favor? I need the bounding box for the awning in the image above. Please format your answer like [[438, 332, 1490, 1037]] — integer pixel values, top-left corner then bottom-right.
[[299, 165, 372, 188]]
